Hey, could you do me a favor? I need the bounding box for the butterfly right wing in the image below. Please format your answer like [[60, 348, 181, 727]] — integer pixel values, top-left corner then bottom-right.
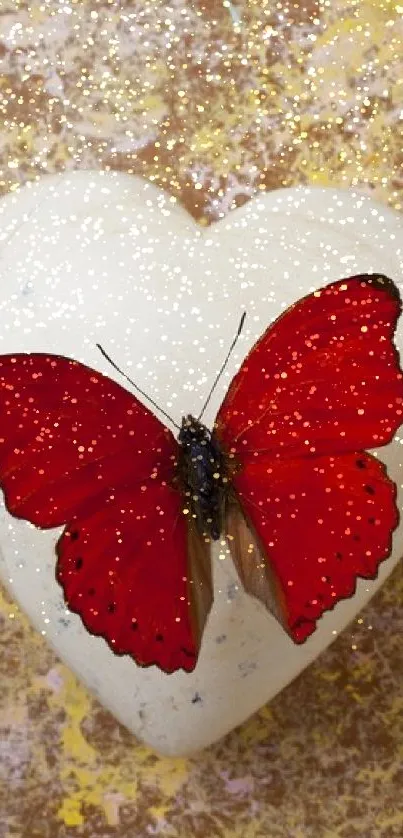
[[216, 274, 403, 460], [0, 352, 213, 672], [215, 275, 403, 642]]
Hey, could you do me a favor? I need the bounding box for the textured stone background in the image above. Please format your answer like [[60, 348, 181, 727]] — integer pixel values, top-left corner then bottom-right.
[[0, 1, 402, 836]]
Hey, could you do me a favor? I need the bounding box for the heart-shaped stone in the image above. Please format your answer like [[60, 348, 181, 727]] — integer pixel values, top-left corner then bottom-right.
[[0, 171, 402, 756]]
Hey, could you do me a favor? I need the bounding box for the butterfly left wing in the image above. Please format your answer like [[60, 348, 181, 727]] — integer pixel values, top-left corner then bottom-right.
[[0, 353, 213, 672], [215, 274, 403, 641]]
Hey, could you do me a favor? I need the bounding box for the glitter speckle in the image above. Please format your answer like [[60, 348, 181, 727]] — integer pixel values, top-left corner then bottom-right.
[[0, 2, 401, 219]]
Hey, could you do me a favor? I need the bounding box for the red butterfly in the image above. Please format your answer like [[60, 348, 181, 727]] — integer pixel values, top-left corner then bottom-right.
[[0, 274, 402, 674]]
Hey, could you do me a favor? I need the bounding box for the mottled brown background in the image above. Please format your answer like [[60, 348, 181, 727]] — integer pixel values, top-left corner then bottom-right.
[[0, 1, 402, 836]]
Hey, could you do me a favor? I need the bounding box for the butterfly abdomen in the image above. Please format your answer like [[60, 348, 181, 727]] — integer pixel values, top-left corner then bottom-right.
[[177, 415, 227, 541]]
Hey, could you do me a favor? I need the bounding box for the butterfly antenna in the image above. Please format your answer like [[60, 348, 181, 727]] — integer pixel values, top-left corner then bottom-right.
[[197, 311, 246, 422], [96, 344, 180, 430]]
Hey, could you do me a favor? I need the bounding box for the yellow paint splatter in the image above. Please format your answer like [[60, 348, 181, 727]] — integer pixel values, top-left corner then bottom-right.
[[51, 671, 189, 827]]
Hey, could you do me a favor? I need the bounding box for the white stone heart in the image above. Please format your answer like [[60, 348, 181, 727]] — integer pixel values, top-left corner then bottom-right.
[[0, 171, 402, 756]]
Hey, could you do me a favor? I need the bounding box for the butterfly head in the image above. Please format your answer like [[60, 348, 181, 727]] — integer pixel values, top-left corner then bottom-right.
[[178, 414, 211, 448]]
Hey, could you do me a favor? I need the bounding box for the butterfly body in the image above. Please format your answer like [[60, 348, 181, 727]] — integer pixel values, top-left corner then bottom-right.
[[177, 414, 231, 540]]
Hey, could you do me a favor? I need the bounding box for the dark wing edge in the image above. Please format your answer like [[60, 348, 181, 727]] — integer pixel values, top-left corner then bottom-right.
[[186, 522, 214, 653]]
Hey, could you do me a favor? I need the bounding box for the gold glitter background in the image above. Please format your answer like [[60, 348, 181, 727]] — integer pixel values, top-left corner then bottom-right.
[[0, 1, 403, 836]]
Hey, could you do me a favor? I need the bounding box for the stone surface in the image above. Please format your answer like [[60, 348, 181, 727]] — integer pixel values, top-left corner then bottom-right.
[[0, 170, 402, 757]]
